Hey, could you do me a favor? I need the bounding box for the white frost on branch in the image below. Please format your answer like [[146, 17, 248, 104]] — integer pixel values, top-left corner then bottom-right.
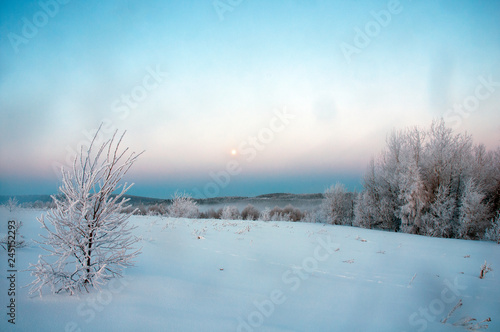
[[167, 192, 199, 218], [5, 196, 19, 213], [28, 128, 143, 296], [321, 183, 350, 225]]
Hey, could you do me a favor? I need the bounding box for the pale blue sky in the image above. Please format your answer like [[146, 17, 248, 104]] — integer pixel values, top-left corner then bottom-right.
[[1, 0, 499, 198]]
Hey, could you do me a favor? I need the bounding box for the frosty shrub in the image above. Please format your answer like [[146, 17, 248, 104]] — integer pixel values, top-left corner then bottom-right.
[[282, 204, 304, 222], [221, 205, 241, 220], [28, 130, 142, 296], [302, 210, 320, 223], [479, 261, 492, 279], [210, 208, 223, 219], [0, 220, 26, 250], [5, 197, 19, 213], [267, 205, 303, 222], [269, 206, 287, 221], [241, 204, 260, 220], [167, 192, 199, 218], [136, 203, 148, 216], [147, 204, 166, 216], [260, 207, 272, 221]]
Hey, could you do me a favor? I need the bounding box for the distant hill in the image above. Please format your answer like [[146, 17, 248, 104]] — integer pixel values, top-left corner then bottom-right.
[[0, 193, 325, 208], [255, 193, 324, 199], [0, 194, 167, 206]]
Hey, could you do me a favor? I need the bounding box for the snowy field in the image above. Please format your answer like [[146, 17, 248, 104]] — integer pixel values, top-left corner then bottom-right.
[[1, 207, 499, 332]]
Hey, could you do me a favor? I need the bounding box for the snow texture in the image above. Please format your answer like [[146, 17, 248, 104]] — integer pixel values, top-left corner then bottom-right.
[[1, 207, 499, 331]]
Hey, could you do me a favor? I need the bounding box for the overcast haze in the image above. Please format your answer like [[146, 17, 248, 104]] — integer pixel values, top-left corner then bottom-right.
[[1, 0, 499, 198]]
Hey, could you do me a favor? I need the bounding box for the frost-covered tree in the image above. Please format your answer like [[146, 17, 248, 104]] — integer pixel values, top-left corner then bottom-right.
[[167, 192, 199, 218], [28, 130, 142, 296], [398, 162, 426, 234], [421, 185, 455, 237], [221, 205, 240, 220], [472, 146, 500, 216], [458, 179, 490, 239], [490, 148, 500, 213], [353, 192, 372, 228], [5, 197, 19, 213], [356, 154, 399, 230], [322, 183, 351, 225], [354, 119, 499, 238]]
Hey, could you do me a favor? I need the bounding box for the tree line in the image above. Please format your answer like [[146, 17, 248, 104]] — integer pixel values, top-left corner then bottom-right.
[[323, 120, 500, 241]]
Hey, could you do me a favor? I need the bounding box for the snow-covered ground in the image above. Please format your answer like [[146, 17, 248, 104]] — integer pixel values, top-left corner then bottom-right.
[[1, 207, 499, 331]]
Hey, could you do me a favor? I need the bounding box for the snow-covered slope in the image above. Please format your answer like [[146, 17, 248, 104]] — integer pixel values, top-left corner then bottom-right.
[[1, 207, 499, 331]]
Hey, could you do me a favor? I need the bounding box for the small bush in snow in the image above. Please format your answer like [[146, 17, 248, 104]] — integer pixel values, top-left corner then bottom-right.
[[269, 206, 287, 221], [266, 205, 303, 222], [479, 261, 492, 279], [147, 204, 166, 216], [283, 204, 304, 221], [5, 197, 19, 213], [260, 207, 272, 221], [302, 210, 320, 223], [167, 192, 199, 218], [221, 205, 240, 220], [241, 204, 260, 220], [136, 203, 148, 216], [0, 220, 26, 250]]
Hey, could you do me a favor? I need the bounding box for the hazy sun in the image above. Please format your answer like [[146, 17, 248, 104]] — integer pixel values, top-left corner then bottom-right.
[[231, 149, 237, 156]]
